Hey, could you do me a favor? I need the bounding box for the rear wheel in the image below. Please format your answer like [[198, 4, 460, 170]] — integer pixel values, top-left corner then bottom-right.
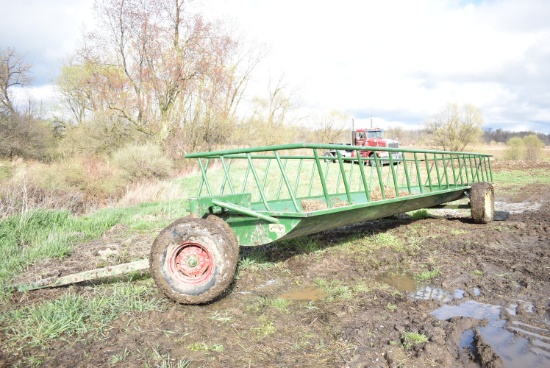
[[150, 217, 238, 304], [470, 182, 494, 224]]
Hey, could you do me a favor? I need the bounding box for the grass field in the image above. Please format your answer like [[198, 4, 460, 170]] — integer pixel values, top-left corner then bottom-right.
[[1, 147, 549, 366]]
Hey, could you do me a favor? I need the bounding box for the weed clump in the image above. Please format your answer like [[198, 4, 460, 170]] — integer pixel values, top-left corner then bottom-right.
[[402, 332, 428, 350]]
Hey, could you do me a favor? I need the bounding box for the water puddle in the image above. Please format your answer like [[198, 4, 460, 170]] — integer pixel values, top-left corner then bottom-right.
[[495, 201, 543, 214], [432, 300, 550, 367], [237, 279, 279, 296], [377, 273, 550, 366], [377, 273, 471, 302], [377, 273, 416, 292], [280, 286, 328, 301], [411, 285, 454, 302]]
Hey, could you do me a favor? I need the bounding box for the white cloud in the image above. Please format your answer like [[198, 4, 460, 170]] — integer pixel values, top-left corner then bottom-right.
[[204, 0, 550, 133], [1, 0, 549, 133]]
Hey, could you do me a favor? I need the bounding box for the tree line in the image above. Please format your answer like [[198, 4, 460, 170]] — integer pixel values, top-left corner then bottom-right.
[[1, 0, 353, 161], [483, 128, 550, 145], [1, 0, 547, 163]]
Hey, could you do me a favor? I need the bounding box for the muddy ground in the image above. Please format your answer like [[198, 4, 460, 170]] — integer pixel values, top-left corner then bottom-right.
[[2, 161, 550, 367]]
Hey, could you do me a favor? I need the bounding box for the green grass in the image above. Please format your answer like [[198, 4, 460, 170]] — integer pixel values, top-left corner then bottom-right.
[[209, 311, 233, 323], [287, 236, 326, 254], [314, 278, 353, 301], [0, 209, 120, 299], [2, 281, 163, 349], [251, 320, 276, 336], [410, 209, 430, 219], [402, 332, 428, 350], [0, 163, 12, 180], [186, 342, 225, 352], [237, 247, 285, 273], [248, 296, 291, 313], [492, 169, 550, 186], [110, 348, 131, 364], [0, 199, 189, 301], [450, 229, 467, 235], [414, 268, 440, 281], [157, 358, 192, 368]]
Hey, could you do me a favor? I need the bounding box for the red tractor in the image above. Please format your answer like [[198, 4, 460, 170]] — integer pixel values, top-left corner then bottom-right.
[[324, 128, 402, 165]]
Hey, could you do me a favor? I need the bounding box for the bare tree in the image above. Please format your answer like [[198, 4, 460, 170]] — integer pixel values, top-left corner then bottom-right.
[[0, 47, 54, 159], [58, 0, 261, 154], [241, 75, 299, 146], [0, 47, 32, 115], [311, 110, 349, 143], [424, 103, 484, 151]]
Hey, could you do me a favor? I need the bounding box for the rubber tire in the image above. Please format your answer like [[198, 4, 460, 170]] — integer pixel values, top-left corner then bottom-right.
[[150, 217, 238, 304], [324, 152, 335, 163], [368, 153, 376, 167], [205, 214, 240, 263], [470, 182, 494, 224]]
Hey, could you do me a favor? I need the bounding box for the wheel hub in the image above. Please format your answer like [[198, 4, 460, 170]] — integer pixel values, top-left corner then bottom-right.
[[170, 242, 214, 284]]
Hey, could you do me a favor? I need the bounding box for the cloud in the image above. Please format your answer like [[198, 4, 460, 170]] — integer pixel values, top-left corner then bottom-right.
[[1, 0, 549, 133], [0, 0, 94, 85]]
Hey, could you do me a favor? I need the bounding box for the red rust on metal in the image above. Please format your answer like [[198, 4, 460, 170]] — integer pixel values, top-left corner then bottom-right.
[[170, 242, 213, 285]]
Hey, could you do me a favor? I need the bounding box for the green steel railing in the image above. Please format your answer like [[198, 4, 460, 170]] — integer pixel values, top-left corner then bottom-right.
[[184, 143, 492, 246], [186, 143, 492, 215]]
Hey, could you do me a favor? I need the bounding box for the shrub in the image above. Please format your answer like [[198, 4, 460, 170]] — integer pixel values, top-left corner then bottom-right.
[[1, 166, 87, 217], [504, 135, 545, 161], [0, 156, 128, 217], [504, 137, 525, 160], [523, 134, 544, 161], [0, 113, 55, 161], [112, 143, 173, 182]]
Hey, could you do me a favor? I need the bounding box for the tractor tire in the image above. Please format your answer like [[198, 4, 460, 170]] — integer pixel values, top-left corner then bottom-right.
[[368, 153, 376, 167], [324, 152, 335, 163], [470, 182, 494, 224], [150, 217, 238, 304]]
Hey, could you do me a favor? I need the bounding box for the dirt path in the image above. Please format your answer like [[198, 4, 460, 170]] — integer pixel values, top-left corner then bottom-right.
[[2, 179, 550, 367]]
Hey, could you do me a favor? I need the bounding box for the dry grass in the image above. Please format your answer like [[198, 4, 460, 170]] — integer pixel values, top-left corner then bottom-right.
[[369, 188, 411, 201], [115, 180, 189, 207], [300, 187, 412, 212], [471, 144, 550, 160]]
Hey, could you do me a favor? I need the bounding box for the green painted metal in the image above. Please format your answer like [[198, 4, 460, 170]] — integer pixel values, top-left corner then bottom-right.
[[185, 143, 492, 247], [211, 199, 279, 223]]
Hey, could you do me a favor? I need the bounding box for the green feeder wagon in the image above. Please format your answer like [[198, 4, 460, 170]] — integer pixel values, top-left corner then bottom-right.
[[149, 143, 494, 304]]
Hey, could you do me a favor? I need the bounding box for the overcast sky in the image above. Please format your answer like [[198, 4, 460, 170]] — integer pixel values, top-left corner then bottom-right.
[[1, 0, 549, 133]]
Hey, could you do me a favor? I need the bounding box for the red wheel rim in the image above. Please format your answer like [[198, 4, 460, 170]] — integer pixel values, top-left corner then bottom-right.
[[169, 242, 214, 285]]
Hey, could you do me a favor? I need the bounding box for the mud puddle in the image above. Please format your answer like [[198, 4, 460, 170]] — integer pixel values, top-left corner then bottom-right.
[[432, 300, 550, 367], [495, 200, 544, 214], [377, 273, 416, 292], [379, 273, 550, 367], [378, 273, 478, 302]]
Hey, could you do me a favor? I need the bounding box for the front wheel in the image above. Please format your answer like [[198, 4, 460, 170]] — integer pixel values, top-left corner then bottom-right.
[[150, 217, 238, 304]]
